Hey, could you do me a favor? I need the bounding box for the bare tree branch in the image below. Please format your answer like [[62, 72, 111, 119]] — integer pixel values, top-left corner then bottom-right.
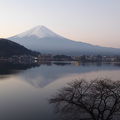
[[49, 78, 120, 120]]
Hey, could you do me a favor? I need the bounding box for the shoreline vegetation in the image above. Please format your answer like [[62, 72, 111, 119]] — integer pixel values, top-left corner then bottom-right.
[[0, 58, 120, 75], [0, 54, 120, 65]]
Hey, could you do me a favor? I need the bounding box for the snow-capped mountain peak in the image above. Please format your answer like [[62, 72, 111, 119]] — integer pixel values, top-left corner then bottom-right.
[[16, 25, 61, 38], [9, 25, 120, 56]]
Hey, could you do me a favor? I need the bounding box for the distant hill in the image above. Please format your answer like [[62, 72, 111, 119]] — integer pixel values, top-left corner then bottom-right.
[[9, 25, 120, 56], [0, 38, 39, 57]]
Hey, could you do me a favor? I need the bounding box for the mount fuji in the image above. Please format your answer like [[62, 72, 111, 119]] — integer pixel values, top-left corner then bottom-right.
[[9, 25, 120, 55]]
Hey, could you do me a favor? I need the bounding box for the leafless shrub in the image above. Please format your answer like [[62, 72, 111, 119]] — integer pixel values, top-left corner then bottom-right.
[[49, 78, 120, 120]]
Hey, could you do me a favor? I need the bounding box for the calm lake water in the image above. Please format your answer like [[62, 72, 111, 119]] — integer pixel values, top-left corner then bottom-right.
[[0, 62, 120, 120]]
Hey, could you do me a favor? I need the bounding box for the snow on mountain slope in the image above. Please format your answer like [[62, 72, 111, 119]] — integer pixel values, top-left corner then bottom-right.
[[9, 25, 120, 55], [15, 25, 62, 38]]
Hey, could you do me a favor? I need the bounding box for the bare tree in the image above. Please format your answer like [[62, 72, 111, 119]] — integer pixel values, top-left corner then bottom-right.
[[49, 78, 120, 120]]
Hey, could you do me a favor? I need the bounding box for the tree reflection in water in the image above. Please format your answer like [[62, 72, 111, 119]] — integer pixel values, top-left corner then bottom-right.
[[50, 78, 120, 120]]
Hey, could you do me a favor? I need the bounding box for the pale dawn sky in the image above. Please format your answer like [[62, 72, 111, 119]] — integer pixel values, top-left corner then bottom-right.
[[0, 0, 120, 48]]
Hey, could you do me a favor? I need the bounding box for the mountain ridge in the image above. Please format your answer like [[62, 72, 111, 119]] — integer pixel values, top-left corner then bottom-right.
[[9, 25, 120, 56], [0, 38, 38, 57]]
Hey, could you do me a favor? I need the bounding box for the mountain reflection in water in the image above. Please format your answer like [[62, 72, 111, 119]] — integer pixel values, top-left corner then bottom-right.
[[0, 62, 120, 120], [0, 62, 120, 87]]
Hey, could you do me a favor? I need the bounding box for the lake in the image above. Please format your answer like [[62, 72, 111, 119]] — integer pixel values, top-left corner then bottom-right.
[[0, 62, 120, 120]]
